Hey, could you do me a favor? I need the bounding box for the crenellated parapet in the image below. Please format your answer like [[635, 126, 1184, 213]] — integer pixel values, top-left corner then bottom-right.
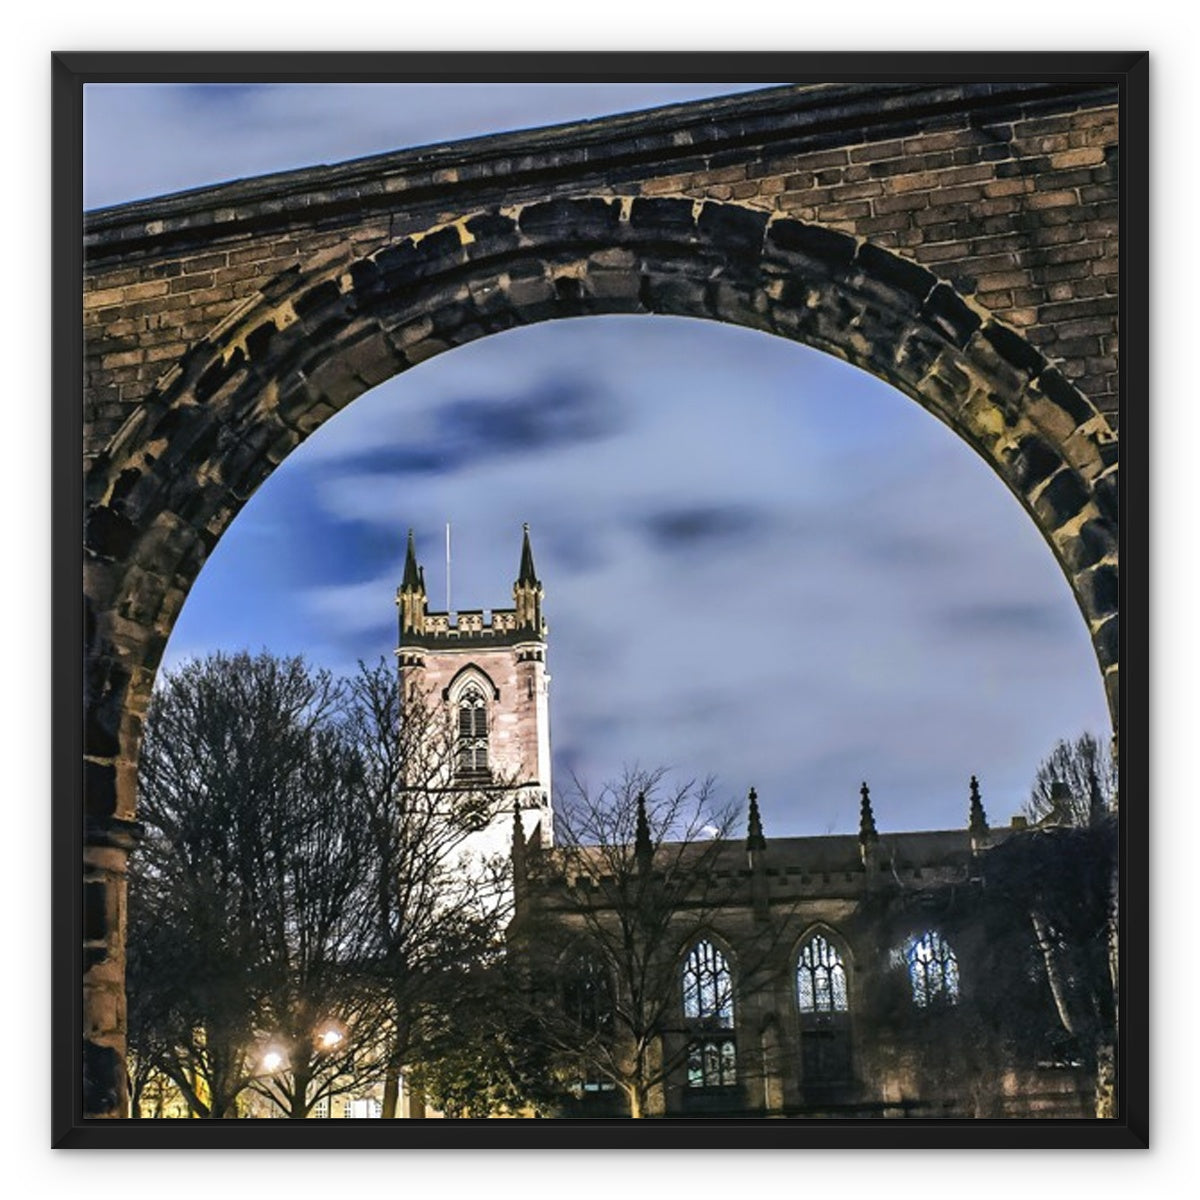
[[399, 605, 543, 649]]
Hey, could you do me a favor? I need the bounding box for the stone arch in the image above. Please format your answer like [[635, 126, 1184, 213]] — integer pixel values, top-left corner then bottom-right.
[[82, 194, 1118, 1117], [86, 195, 1118, 769], [793, 920, 856, 967], [441, 663, 502, 704]]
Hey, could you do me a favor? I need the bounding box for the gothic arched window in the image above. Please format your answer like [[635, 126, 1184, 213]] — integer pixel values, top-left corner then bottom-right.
[[562, 953, 614, 1039], [682, 940, 734, 1023], [682, 939, 736, 1089], [455, 683, 490, 782], [797, 933, 849, 1015], [904, 930, 960, 1008], [796, 932, 852, 1092], [561, 952, 615, 1094]]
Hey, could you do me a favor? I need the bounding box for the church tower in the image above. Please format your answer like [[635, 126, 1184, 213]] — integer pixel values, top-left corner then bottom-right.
[[396, 525, 553, 848]]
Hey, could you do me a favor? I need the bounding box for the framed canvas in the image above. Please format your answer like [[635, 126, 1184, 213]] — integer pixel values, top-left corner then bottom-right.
[[53, 50, 1148, 1150]]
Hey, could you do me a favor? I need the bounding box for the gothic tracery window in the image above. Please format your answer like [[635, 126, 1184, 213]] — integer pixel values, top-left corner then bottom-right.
[[797, 933, 849, 1015], [796, 932, 852, 1091], [682, 939, 736, 1088], [455, 682, 490, 781], [904, 929, 961, 1008]]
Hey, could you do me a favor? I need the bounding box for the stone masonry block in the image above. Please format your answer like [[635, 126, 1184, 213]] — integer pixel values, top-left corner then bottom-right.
[[855, 242, 937, 302], [518, 197, 621, 241], [921, 284, 981, 348], [1003, 434, 1063, 492], [766, 219, 856, 271], [1033, 468, 1092, 529], [627, 195, 697, 236], [697, 202, 768, 255]]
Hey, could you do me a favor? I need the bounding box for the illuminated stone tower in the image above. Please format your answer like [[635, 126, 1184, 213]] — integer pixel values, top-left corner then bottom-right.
[[396, 525, 553, 848]]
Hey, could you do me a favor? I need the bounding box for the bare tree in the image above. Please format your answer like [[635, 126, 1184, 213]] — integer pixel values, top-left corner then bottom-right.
[[514, 769, 765, 1119], [130, 652, 347, 1116], [129, 651, 519, 1120], [1025, 732, 1116, 826], [130, 652, 392, 1118], [237, 713, 394, 1120]]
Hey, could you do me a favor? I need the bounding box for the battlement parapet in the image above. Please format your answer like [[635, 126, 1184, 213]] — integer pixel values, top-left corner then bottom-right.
[[398, 602, 544, 649]]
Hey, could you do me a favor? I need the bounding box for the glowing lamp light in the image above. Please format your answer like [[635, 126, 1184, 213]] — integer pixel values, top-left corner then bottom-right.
[[318, 1027, 344, 1050], [262, 1049, 284, 1072]]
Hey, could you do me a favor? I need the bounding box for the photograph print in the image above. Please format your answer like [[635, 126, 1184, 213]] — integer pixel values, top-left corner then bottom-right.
[[65, 54, 1143, 1144]]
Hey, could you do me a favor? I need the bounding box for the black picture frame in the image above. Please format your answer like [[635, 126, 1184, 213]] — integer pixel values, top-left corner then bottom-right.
[[54, 50, 1149, 1150]]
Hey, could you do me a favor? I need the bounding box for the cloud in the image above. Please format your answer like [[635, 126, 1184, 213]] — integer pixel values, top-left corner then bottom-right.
[[938, 600, 1071, 637], [302, 574, 398, 638], [439, 379, 622, 460], [318, 378, 622, 490], [640, 505, 769, 552]]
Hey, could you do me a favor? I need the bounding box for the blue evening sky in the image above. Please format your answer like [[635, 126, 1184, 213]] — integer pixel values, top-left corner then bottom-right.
[[84, 82, 1111, 836]]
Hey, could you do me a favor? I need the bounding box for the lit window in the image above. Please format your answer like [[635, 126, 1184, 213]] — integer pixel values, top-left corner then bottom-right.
[[687, 1037, 738, 1089], [797, 933, 852, 1090], [455, 683, 489, 780], [682, 940, 734, 1024], [797, 934, 848, 1014], [682, 939, 736, 1088], [904, 930, 960, 1008]]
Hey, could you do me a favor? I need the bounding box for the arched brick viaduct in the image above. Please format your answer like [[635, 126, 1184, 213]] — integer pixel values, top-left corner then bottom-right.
[[81, 82, 1120, 1117]]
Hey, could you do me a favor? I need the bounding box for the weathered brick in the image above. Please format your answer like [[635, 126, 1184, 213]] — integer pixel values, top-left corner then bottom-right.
[[168, 272, 215, 294], [976, 289, 1013, 310], [902, 128, 972, 155], [913, 241, 969, 264], [890, 170, 941, 195], [871, 151, 955, 179], [974, 271, 1028, 293], [874, 192, 931, 215], [1055, 315, 1118, 340], [817, 201, 872, 222], [983, 177, 1032, 199], [850, 138, 904, 162], [1024, 190, 1080, 210], [695, 165, 747, 185], [792, 149, 849, 170], [123, 280, 171, 301], [182, 252, 228, 273], [1050, 147, 1106, 169]]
